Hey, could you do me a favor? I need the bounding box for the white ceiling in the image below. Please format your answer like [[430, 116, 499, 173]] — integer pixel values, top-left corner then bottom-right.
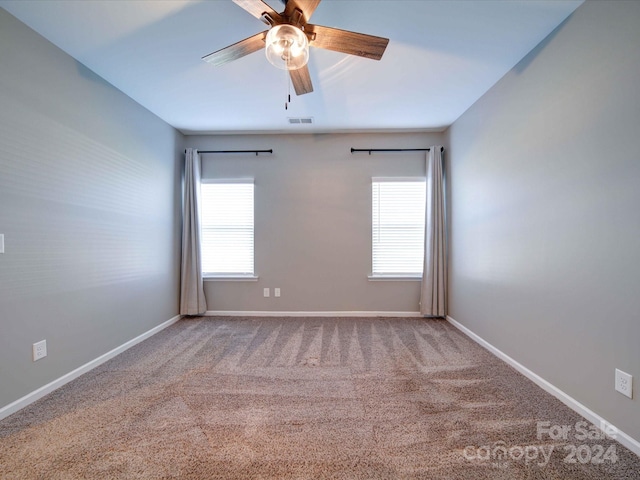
[[0, 0, 583, 135]]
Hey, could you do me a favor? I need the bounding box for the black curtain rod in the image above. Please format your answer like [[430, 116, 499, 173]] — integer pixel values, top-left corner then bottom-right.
[[350, 147, 444, 155], [185, 149, 273, 156]]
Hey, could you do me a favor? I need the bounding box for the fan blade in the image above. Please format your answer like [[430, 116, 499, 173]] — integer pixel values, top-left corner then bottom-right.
[[202, 31, 267, 67], [285, 0, 322, 23], [306, 24, 389, 60], [233, 0, 283, 24], [289, 65, 313, 95]]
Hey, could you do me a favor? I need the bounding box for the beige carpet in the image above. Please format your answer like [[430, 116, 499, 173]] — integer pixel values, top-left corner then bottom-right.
[[0, 316, 638, 479]]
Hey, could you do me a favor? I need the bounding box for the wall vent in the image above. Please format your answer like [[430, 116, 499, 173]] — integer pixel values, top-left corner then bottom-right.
[[288, 117, 314, 124]]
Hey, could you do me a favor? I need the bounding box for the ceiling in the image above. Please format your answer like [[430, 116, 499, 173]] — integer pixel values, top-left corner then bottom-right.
[[0, 0, 583, 135]]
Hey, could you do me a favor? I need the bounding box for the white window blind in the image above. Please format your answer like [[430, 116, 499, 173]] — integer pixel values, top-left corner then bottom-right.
[[201, 181, 254, 276], [372, 179, 426, 277]]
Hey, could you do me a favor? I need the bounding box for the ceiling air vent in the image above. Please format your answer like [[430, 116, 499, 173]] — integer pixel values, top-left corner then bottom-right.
[[288, 117, 314, 125]]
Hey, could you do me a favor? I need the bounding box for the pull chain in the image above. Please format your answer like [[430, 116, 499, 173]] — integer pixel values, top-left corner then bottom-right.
[[285, 71, 291, 110]]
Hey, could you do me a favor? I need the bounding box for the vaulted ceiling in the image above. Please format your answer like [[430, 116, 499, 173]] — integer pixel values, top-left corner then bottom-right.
[[0, 0, 583, 134]]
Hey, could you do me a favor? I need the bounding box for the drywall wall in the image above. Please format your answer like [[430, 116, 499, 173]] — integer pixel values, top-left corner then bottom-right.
[[447, 1, 640, 441], [0, 9, 183, 409], [186, 132, 444, 313]]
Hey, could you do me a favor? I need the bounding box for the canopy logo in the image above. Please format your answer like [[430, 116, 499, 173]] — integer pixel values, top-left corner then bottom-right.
[[462, 420, 619, 468]]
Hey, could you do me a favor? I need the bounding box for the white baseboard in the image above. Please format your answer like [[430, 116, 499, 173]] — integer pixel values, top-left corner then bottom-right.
[[205, 310, 423, 318], [446, 315, 640, 458], [0, 314, 181, 421]]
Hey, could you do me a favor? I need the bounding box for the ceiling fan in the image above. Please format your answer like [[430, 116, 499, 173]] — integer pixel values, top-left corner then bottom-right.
[[202, 0, 389, 96]]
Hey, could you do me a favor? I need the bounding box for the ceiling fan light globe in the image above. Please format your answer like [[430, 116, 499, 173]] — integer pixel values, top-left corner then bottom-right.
[[290, 44, 305, 58], [265, 24, 309, 70], [273, 41, 286, 55]]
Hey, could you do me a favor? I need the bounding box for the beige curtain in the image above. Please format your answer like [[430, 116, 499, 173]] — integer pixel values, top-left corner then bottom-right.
[[420, 146, 447, 317], [180, 148, 207, 315]]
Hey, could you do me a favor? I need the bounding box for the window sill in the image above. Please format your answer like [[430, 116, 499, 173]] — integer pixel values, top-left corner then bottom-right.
[[368, 275, 422, 282], [203, 275, 259, 282]]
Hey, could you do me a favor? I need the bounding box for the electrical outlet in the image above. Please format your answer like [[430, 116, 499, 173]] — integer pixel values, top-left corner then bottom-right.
[[615, 369, 633, 399], [274, 288, 281, 297], [263, 288, 270, 297], [33, 340, 47, 361]]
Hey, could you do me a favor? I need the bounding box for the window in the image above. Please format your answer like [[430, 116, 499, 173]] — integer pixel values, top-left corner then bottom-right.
[[200, 180, 254, 278], [371, 178, 426, 278]]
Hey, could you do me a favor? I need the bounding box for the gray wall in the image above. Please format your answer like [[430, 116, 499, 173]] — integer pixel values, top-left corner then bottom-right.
[[0, 9, 183, 409], [186, 132, 443, 312], [447, 0, 640, 441]]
